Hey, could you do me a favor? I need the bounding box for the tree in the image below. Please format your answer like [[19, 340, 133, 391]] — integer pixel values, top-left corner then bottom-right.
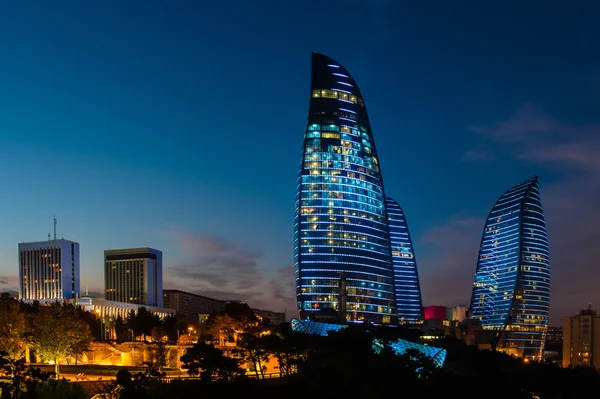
[[180, 341, 244, 383], [233, 333, 270, 379], [147, 328, 169, 373], [206, 314, 236, 346], [126, 307, 161, 341], [160, 314, 179, 343], [36, 378, 87, 399], [30, 303, 93, 377], [114, 315, 126, 341], [0, 298, 28, 361], [0, 351, 51, 399]]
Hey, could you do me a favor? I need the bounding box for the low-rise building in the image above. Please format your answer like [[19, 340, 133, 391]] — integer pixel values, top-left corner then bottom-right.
[[162, 289, 227, 317], [253, 308, 286, 325]]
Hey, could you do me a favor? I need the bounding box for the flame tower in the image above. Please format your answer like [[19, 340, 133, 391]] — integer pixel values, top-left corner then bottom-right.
[[294, 52, 396, 324], [470, 176, 550, 360]]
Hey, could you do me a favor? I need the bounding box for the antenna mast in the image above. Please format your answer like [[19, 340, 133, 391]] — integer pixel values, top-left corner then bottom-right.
[[53, 216, 57, 240]]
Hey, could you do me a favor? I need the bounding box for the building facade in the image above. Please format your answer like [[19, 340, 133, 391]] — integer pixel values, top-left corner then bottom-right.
[[253, 308, 286, 325], [424, 306, 448, 320], [563, 307, 600, 370], [77, 296, 174, 340], [469, 176, 550, 360], [19, 239, 80, 301], [105, 248, 163, 307], [162, 289, 226, 317], [294, 52, 396, 324], [386, 197, 423, 323]]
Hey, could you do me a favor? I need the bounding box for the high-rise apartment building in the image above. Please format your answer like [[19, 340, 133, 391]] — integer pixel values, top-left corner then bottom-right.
[[104, 248, 163, 307], [294, 52, 396, 324], [386, 197, 423, 323], [563, 306, 600, 370], [469, 176, 550, 360], [19, 239, 80, 301]]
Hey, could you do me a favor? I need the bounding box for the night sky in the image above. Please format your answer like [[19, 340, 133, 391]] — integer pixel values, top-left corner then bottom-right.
[[1, 1, 598, 325]]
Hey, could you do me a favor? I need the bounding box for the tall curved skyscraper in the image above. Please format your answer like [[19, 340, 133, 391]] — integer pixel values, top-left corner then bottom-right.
[[386, 197, 423, 323], [469, 176, 550, 360], [294, 52, 396, 324]]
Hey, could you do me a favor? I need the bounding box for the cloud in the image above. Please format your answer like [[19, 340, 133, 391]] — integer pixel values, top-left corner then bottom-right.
[[0, 276, 18, 290], [269, 265, 295, 302], [163, 229, 294, 316], [470, 103, 562, 143], [517, 141, 600, 171], [167, 230, 262, 292]]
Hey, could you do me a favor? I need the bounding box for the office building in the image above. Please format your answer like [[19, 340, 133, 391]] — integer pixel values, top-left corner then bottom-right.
[[19, 239, 80, 301], [162, 289, 226, 317], [104, 247, 163, 307], [253, 308, 286, 325], [294, 52, 396, 324], [469, 177, 550, 360], [386, 197, 423, 323], [563, 306, 600, 370]]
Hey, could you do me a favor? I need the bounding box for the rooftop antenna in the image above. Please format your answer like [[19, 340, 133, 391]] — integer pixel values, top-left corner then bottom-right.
[[48, 233, 51, 241], [53, 216, 57, 240]]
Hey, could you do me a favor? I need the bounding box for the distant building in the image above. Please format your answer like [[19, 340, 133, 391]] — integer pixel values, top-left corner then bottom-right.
[[544, 327, 563, 365], [162, 289, 226, 317], [447, 306, 469, 322], [563, 306, 600, 370], [424, 306, 447, 320], [104, 248, 163, 307], [253, 308, 286, 325], [19, 239, 80, 301], [547, 326, 563, 342]]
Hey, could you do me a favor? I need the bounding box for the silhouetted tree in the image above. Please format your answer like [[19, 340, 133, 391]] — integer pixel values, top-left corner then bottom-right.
[[126, 307, 161, 341], [180, 341, 244, 383], [233, 333, 270, 379]]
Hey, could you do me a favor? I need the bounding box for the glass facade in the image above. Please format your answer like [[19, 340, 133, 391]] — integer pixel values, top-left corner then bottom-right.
[[294, 52, 396, 324], [469, 176, 550, 360], [386, 197, 423, 323]]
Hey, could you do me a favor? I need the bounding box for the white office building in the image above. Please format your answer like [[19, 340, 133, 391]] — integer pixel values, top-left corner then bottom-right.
[[19, 239, 80, 301]]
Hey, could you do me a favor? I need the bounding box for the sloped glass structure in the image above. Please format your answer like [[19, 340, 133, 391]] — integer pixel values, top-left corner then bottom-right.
[[294, 52, 396, 324], [291, 318, 446, 368], [386, 197, 423, 323], [469, 176, 550, 360]]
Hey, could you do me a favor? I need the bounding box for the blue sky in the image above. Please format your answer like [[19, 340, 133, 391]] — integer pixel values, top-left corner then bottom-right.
[[1, 1, 599, 324]]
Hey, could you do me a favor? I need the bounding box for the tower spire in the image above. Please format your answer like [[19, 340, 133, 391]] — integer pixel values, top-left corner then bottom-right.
[[53, 216, 57, 240]]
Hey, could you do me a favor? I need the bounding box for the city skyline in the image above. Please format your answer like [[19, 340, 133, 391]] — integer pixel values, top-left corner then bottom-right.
[[1, 2, 599, 324]]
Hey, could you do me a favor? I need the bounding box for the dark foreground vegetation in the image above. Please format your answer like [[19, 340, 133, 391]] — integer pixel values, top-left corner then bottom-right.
[[92, 325, 600, 399], [1, 292, 598, 398]]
